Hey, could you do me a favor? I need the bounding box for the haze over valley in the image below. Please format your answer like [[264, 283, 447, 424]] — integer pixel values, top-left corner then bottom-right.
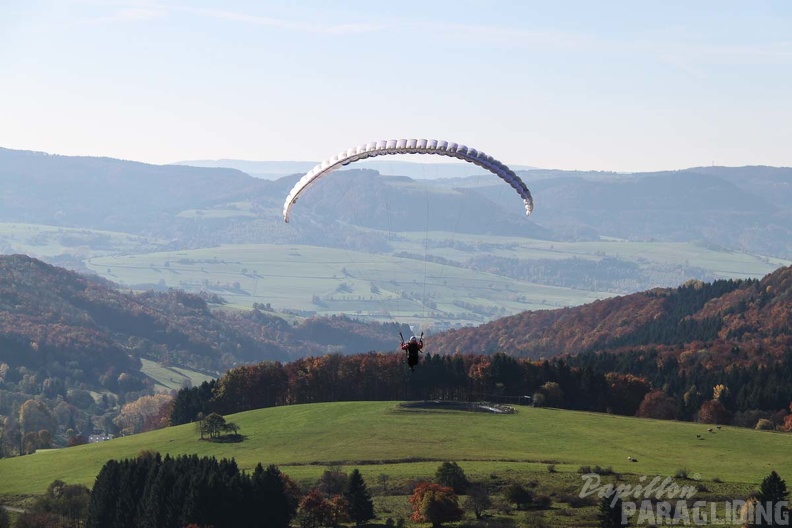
[[3, 2, 792, 526], [1, 147, 789, 331]]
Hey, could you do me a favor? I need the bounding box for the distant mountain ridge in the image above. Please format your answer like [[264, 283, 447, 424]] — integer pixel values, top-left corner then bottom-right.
[[173, 158, 538, 180], [0, 147, 547, 246], [523, 168, 790, 254], [2, 146, 789, 258]]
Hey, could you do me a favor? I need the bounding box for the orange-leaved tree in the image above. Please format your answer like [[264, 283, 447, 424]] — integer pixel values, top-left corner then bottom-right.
[[409, 482, 463, 528], [782, 402, 792, 432], [636, 390, 678, 420]]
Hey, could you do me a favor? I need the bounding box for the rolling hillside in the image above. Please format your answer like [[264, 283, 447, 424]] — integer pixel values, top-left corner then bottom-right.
[[1, 401, 788, 496], [0, 254, 405, 380], [0, 399, 788, 528], [2, 257, 791, 436]]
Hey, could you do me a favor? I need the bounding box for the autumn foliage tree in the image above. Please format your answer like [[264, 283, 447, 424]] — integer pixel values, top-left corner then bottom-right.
[[298, 488, 333, 528], [780, 402, 792, 432], [605, 373, 650, 416], [326, 495, 351, 527], [697, 399, 731, 425], [409, 482, 463, 528], [636, 390, 678, 420], [19, 399, 56, 442], [539, 381, 564, 408], [113, 393, 173, 435]]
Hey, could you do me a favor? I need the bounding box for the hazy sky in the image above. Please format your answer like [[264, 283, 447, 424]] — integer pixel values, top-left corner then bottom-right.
[[2, 1, 791, 172]]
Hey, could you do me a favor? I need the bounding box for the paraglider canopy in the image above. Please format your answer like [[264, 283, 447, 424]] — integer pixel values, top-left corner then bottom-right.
[[282, 139, 534, 222]]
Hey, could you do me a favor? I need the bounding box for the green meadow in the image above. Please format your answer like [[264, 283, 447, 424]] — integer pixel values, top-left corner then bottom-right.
[[139, 358, 217, 391], [82, 237, 789, 328], [0, 223, 162, 259], [1, 221, 788, 328], [1, 401, 789, 498], [83, 243, 616, 326], [394, 232, 790, 279]]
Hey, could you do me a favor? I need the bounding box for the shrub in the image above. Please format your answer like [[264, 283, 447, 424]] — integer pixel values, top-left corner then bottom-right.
[[494, 496, 513, 515], [593, 465, 615, 476], [579, 465, 614, 476], [463, 485, 493, 520], [318, 465, 348, 495], [531, 495, 552, 510], [563, 494, 596, 508], [523, 511, 550, 528], [756, 418, 776, 431], [504, 483, 533, 510]]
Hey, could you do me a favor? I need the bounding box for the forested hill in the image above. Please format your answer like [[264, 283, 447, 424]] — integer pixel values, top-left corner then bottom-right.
[[0, 255, 404, 382], [430, 265, 792, 366], [3, 254, 790, 382]]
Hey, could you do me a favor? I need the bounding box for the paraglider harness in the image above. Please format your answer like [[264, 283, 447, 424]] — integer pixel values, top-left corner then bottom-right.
[[400, 332, 423, 372]]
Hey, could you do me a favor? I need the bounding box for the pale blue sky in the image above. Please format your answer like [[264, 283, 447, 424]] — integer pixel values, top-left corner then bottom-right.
[[2, 1, 790, 171]]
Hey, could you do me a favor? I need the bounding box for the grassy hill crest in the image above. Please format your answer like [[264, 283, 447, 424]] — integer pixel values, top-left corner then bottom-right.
[[1, 400, 789, 496]]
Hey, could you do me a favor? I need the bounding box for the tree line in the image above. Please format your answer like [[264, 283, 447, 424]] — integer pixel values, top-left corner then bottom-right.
[[171, 349, 792, 430], [87, 453, 297, 528], [85, 452, 377, 528]]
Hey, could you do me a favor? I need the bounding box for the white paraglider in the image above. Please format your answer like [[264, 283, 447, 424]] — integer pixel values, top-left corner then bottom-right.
[[282, 139, 534, 222]]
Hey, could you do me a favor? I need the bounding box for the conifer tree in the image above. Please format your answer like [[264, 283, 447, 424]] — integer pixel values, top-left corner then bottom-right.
[[598, 493, 628, 527], [86, 460, 121, 528], [755, 470, 789, 527], [0, 506, 10, 528], [253, 464, 296, 528], [758, 470, 789, 504], [344, 468, 375, 526]]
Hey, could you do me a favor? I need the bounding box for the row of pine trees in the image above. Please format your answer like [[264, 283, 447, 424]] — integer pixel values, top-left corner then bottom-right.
[[86, 453, 375, 528]]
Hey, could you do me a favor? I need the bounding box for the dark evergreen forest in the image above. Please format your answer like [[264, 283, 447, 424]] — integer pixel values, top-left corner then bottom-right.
[[86, 453, 297, 528]]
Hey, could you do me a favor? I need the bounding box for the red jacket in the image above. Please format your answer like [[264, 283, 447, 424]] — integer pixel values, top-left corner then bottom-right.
[[401, 340, 423, 353]]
